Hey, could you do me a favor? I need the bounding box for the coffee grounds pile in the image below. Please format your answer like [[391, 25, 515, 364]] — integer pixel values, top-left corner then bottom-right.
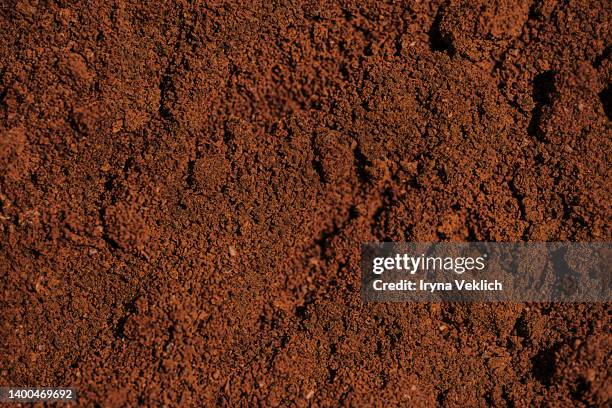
[[1, 1, 610, 406]]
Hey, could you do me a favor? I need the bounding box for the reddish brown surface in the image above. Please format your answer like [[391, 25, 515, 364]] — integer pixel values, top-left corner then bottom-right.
[[1, 1, 610, 406]]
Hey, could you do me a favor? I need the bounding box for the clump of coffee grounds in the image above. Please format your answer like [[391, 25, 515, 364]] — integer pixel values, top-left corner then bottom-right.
[[1, 1, 610, 406]]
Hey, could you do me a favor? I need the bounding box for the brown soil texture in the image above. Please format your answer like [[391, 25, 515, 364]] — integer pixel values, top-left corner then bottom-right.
[[1, 0, 611, 406]]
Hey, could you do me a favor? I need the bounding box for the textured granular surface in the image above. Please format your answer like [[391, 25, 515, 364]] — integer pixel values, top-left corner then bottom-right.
[[1, 1, 611, 406]]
